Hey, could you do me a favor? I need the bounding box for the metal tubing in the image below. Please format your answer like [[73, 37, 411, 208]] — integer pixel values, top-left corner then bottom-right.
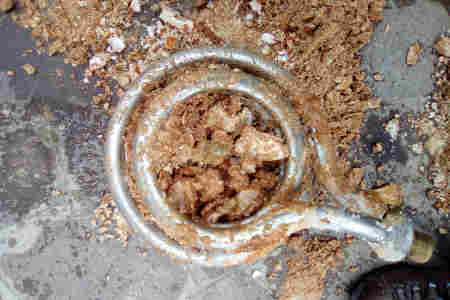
[[133, 70, 305, 251], [106, 48, 417, 267]]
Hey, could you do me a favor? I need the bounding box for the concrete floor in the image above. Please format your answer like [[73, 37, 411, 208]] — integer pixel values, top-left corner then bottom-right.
[[0, 1, 448, 299]]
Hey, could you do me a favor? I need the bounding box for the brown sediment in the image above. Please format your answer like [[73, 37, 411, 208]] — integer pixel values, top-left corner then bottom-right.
[[136, 65, 290, 224], [148, 90, 286, 224], [91, 193, 133, 246], [14, 0, 387, 212], [407, 41, 422, 66], [13, 0, 383, 152], [12, 0, 395, 294], [99, 0, 387, 263], [413, 34, 450, 214], [279, 232, 346, 300]]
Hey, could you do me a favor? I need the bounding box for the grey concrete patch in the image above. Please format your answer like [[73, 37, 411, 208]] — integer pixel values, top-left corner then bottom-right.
[[354, 0, 449, 233], [3, 232, 186, 300], [361, 0, 449, 106], [3, 129, 55, 217], [347, 105, 441, 230], [0, 268, 32, 300], [353, 0, 450, 232], [322, 1, 449, 299], [0, 17, 100, 101], [2, 229, 272, 300], [0, 223, 43, 256], [0, 72, 15, 101]]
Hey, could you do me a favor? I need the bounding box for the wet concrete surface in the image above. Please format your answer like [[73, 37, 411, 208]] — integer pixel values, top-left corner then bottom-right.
[[0, 1, 449, 300]]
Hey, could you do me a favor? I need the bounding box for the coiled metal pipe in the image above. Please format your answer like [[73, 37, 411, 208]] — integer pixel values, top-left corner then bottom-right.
[[106, 48, 432, 267]]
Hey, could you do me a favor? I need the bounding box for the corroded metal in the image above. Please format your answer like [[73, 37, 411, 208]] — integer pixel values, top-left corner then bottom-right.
[[106, 47, 431, 267]]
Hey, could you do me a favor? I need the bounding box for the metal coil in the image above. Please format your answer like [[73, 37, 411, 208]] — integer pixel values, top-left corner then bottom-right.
[[106, 48, 427, 267]]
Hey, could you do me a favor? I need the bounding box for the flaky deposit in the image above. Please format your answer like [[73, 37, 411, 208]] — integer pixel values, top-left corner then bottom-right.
[[407, 41, 422, 66], [149, 92, 286, 224], [235, 126, 289, 162], [435, 36, 450, 57]]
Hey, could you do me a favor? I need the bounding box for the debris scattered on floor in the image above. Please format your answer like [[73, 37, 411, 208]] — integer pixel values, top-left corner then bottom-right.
[[363, 184, 403, 207], [12, 0, 383, 155], [235, 126, 289, 162], [373, 72, 384, 81], [425, 134, 446, 158], [22, 63, 36, 75], [406, 41, 422, 66], [9, 0, 401, 296], [0, 0, 14, 12], [435, 36, 450, 57], [367, 98, 381, 109], [348, 167, 364, 188], [159, 4, 193, 31], [279, 232, 346, 300], [91, 194, 132, 246], [413, 34, 449, 214], [10, 0, 388, 294], [148, 92, 283, 224]]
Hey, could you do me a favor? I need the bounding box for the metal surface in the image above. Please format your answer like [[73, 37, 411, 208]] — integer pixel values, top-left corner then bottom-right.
[[134, 70, 305, 250], [106, 47, 423, 267]]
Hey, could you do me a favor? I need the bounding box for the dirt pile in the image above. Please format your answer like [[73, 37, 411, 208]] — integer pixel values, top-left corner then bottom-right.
[[414, 34, 450, 214], [91, 193, 133, 246], [279, 232, 346, 300], [11, 0, 391, 298], [151, 92, 286, 224], [12, 0, 383, 151]]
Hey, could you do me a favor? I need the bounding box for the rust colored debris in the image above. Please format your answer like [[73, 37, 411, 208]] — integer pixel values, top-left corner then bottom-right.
[[407, 41, 422, 66], [279, 233, 346, 300], [150, 92, 285, 224]]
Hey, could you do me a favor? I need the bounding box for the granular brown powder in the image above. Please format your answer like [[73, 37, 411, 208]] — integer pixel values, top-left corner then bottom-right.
[[279, 233, 345, 300], [12, 0, 384, 152], [13, 0, 387, 207], [413, 34, 450, 214], [196, 0, 384, 150], [91, 193, 133, 246], [12, 0, 392, 294], [149, 91, 287, 224]]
